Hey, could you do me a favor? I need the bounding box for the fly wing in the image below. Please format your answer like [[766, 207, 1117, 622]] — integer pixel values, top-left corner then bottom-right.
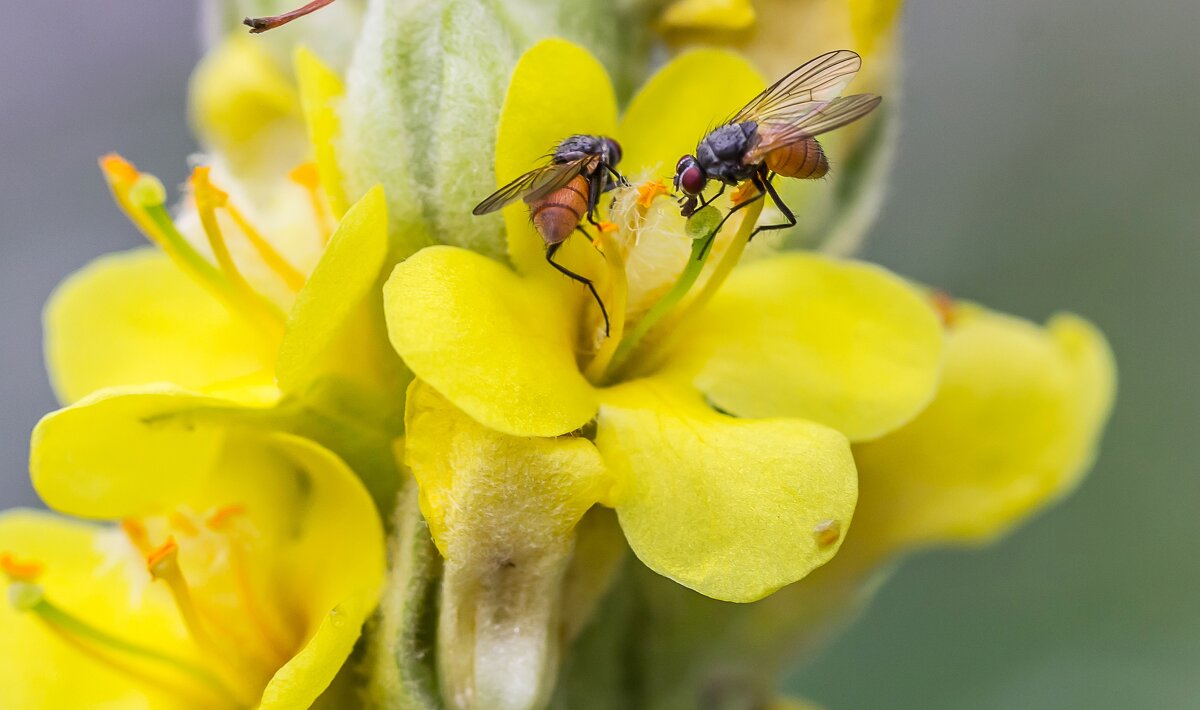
[[472, 159, 588, 215], [729, 50, 863, 127], [743, 94, 882, 164]]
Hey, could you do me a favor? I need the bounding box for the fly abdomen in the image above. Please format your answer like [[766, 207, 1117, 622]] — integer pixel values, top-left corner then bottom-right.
[[765, 138, 829, 179], [530, 175, 590, 245]]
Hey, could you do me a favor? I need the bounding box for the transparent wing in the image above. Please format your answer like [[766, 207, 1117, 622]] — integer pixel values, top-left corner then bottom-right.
[[472, 159, 588, 215], [730, 50, 863, 127], [744, 94, 882, 164]]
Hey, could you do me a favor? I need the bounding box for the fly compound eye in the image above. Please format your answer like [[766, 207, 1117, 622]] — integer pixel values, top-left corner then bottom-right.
[[680, 165, 705, 196], [604, 138, 623, 166]]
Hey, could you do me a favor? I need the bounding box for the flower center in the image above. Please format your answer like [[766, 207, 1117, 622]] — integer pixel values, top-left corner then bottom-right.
[[580, 179, 766, 384], [3, 505, 300, 709]]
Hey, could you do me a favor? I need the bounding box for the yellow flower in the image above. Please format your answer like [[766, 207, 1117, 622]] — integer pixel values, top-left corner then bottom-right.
[[618, 300, 1116, 706], [1, 426, 385, 708], [387, 38, 943, 604], [44, 48, 410, 510]]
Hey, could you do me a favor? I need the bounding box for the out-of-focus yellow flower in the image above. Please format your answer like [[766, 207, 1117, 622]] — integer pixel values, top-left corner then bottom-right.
[[43, 49, 409, 511], [1, 428, 384, 708]]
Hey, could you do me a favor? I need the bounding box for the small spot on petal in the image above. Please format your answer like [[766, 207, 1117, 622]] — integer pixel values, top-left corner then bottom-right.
[[813, 519, 841, 548]]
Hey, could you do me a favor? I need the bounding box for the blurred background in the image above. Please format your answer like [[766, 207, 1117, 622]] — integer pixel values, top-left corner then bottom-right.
[[1, 1, 1196, 707]]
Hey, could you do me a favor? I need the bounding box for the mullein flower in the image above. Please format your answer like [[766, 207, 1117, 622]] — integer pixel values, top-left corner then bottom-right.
[[42, 45, 409, 511], [382, 38, 943, 710], [611, 300, 1115, 709], [0, 430, 385, 708]]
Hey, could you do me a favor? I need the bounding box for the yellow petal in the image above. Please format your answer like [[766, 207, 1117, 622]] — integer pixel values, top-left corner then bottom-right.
[[259, 434, 386, 708], [494, 38, 617, 276], [44, 248, 276, 405], [596, 379, 857, 603], [189, 35, 303, 180], [0, 510, 196, 709], [404, 381, 609, 709], [31, 386, 238, 519], [668, 253, 944, 442], [294, 46, 350, 218], [852, 309, 1116, 552], [384, 246, 597, 437], [277, 186, 389, 392], [618, 49, 764, 179], [659, 0, 757, 32]]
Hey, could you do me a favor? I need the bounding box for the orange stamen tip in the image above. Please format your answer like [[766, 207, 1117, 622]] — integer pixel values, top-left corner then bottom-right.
[[289, 162, 321, 189], [120, 518, 150, 547], [146, 538, 179, 573], [100, 153, 140, 184], [731, 181, 759, 206], [931, 290, 958, 327], [1, 553, 44, 582], [206, 504, 247, 531], [189, 166, 228, 207], [597, 220, 619, 233], [636, 180, 670, 208], [169, 512, 200, 537]]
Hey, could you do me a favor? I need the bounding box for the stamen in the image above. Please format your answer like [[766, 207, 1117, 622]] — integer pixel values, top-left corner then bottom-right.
[[636, 180, 670, 209], [730, 180, 759, 206], [100, 154, 286, 337], [931, 290, 959, 327], [289, 162, 335, 245], [606, 198, 765, 381], [584, 229, 630, 381], [120, 519, 154, 556], [1, 553, 44, 582], [206, 505, 295, 662], [5, 578, 241, 705], [596, 220, 619, 234], [195, 166, 307, 292], [169, 512, 199, 537], [146, 539, 221, 660], [191, 168, 260, 296]]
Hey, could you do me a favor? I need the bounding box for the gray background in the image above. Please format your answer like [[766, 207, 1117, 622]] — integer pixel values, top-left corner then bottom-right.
[[1, 1, 1197, 707]]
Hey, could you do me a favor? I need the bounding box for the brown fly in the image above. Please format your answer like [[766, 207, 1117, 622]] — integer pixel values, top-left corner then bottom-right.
[[473, 134, 626, 336], [673, 50, 881, 251]]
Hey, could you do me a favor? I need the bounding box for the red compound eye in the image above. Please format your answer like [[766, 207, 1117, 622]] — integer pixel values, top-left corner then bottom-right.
[[680, 165, 705, 195]]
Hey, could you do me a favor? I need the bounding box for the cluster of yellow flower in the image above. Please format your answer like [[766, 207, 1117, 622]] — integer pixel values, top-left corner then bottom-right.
[[0, 1, 1113, 708]]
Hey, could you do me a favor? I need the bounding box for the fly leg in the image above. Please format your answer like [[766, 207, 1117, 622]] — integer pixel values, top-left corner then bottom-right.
[[546, 242, 611, 336], [601, 162, 630, 189], [747, 170, 797, 242], [698, 182, 727, 211], [696, 183, 766, 260]]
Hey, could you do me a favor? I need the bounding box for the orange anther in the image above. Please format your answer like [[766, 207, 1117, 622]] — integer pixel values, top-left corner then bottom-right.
[[731, 181, 759, 206], [189, 166, 229, 207], [1, 553, 44, 582], [931, 290, 958, 327], [288, 162, 322, 190], [169, 512, 199, 537], [145, 538, 179, 573], [120, 519, 153, 555], [636, 180, 670, 209], [99, 153, 140, 184], [206, 504, 247, 532], [597, 220, 619, 233]]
